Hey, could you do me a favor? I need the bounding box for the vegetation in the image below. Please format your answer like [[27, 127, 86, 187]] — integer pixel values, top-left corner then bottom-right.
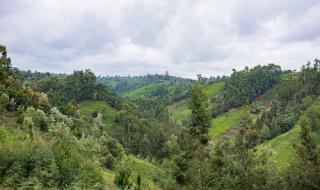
[[256, 97, 320, 169], [2, 43, 320, 189], [168, 81, 225, 124], [209, 108, 243, 137]]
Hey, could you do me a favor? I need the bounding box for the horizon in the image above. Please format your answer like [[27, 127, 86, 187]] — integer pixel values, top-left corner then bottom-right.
[[1, 0, 320, 78]]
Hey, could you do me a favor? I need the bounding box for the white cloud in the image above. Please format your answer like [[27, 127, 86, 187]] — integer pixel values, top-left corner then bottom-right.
[[1, 0, 320, 78]]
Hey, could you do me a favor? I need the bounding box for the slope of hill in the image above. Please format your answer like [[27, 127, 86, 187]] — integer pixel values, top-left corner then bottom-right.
[[122, 83, 160, 98], [209, 108, 243, 137], [168, 82, 225, 124], [79, 100, 117, 129], [98, 74, 194, 94], [256, 97, 320, 169]]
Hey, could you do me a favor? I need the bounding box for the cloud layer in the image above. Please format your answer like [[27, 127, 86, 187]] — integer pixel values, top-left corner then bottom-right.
[[1, 0, 320, 78]]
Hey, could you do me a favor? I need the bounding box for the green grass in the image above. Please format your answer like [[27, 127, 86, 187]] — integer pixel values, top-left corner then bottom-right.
[[280, 72, 300, 81], [168, 82, 225, 124], [101, 155, 163, 190], [79, 100, 117, 129], [203, 82, 225, 96], [167, 100, 190, 124], [256, 125, 300, 170], [121, 155, 163, 190], [122, 83, 159, 98], [209, 108, 243, 137], [256, 98, 320, 170]]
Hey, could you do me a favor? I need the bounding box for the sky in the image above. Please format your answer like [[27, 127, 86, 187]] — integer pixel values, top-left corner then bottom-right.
[[1, 0, 320, 78]]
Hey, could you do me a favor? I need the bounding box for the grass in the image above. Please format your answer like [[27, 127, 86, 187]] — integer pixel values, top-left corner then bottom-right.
[[122, 83, 159, 98], [168, 82, 225, 124], [121, 155, 163, 190], [256, 97, 320, 170], [209, 108, 243, 137], [167, 100, 190, 124], [203, 82, 225, 96], [256, 125, 300, 170], [79, 100, 117, 129], [280, 72, 300, 81]]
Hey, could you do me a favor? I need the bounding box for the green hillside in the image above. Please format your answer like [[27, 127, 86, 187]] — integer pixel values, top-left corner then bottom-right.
[[79, 100, 117, 129], [168, 82, 225, 123], [209, 108, 243, 137], [203, 82, 225, 96], [256, 97, 320, 169], [123, 83, 159, 98]]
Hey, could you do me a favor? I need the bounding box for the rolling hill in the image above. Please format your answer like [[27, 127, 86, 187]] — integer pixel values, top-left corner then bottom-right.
[[256, 97, 320, 169], [168, 81, 225, 124]]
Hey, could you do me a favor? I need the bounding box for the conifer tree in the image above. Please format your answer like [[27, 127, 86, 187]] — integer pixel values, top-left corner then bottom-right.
[[189, 82, 210, 145]]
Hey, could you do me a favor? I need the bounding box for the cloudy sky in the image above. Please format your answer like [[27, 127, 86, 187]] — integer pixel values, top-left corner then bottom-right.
[[1, 0, 320, 78]]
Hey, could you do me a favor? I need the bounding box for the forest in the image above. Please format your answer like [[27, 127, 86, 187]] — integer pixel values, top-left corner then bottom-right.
[[1, 43, 320, 190]]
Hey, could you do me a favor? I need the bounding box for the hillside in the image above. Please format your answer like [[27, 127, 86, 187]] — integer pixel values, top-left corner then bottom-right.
[[209, 108, 243, 137], [256, 97, 320, 169], [79, 100, 118, 130], [2, 43, 320, 189], [168, 81, 225, 124]]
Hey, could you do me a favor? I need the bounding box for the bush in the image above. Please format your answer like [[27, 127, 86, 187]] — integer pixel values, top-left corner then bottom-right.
[[114, 167, 132, 189], [0, 93, 10, 111]]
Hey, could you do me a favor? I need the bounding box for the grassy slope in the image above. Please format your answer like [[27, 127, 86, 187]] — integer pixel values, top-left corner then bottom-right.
[[79, 100, 117, 129], [122, 156, 163, 190], [101, 155, 163, 190], [256, 98, 320, 169], [122, 83, 159, 98], [168, 82, 225, 124], [209, 108, 243, 137]]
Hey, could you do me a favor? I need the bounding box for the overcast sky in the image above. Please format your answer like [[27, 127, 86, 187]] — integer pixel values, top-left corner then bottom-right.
[[1, 0, 320, 78]]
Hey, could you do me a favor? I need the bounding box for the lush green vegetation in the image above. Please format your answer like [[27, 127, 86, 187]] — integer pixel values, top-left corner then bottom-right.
[[168, 82, 225, 124], [2, 43, 320, 189], [98, 74, 193, 94], [209, 108, 243, 137], [257, 97, 320, 169], [79, 100, 117, 130], [211, 64, 282, 116]]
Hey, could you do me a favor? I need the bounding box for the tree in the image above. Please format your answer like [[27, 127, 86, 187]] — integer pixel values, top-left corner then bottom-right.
[[65, 70, 96, 102], [0, 45, 12, 73], [189, 82, 210, 145], [285, 115, 320, 189], [0, 93, 10, 112], [23, 116, 34, 141], [177, 82, 211, 190], [114, 168, 132, 190]]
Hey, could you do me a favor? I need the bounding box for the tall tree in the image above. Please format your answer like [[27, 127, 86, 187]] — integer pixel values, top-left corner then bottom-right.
[[189, 82, 210, 145], [185, 82, 211, 190]]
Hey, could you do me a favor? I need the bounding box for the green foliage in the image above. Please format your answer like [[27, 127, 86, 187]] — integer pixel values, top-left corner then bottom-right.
[[133, 96, 169, 122], [0, 93, 10, 112], [189, 82, 210, 144], [114, 167, 132, 189], [79, 100, 117, 130], [168, 82, 225, 124], [114, 109, 168, 158], [257, 98, 320, 169], [98, 74, 193, 96], [211, 64, 281, 115]]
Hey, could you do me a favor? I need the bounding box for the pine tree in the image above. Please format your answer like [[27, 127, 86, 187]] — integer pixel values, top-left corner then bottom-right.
[[289, 116, 320, 189], [185, 82, 211, 190], [189, 82, 210, 145]]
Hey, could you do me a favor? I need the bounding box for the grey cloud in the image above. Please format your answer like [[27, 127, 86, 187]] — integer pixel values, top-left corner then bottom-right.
[[1, 0, 320, 78]]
